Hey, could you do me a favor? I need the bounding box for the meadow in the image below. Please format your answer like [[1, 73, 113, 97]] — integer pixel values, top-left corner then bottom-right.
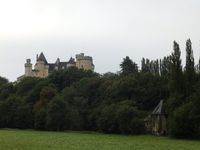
[[0, 129, 199, 150]]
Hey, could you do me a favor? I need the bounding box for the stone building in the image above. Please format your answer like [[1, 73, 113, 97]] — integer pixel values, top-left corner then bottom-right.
[[144, 100, 168, 136], [18, 52, 94, 80]]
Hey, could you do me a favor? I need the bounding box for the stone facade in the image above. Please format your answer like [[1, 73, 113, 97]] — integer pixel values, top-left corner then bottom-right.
[[144, 100, 168, 136], [76, 53, 95, 71], [18, 52, 94, 80]]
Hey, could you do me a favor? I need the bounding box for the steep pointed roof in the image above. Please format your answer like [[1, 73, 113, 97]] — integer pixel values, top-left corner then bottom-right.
[[68, 57, 76, 64], [37, 52, 48, 64], [152, 100, 165, 114], [55, 58, 60, 65]]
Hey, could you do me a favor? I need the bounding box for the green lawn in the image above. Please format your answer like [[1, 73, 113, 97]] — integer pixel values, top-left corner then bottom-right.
[[0, 129, 199, 150]]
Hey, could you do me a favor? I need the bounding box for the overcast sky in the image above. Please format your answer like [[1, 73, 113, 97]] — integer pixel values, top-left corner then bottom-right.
[[1, 0, 200, 81]]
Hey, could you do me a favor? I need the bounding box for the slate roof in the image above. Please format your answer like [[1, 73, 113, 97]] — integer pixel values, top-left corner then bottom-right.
[[60, 62, 68, 68], [68, 57, 76, 64], [38, 52, 48, 65], [48, 63, 56, 73], [152, 100, 166, 115], [37, 53, 76, 74]]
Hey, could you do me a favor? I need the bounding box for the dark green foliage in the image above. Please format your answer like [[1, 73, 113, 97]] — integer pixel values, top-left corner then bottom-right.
[[160, 56, 171, 78], [185, 39, 195, 96], [169, 102, 199, 139], [97, 101, 145, 134], [0, 76, 8, 86], [24, 79, 49, 105], [185, 39, 195, 76], [141, 58, 160, 75], [108, 76, 138, 101], [169, 41, 183, 94], [116, 101, 145, 134], [170, 82, 200, 139], [1, 39, 200, 138], [0, 96, 32, 129], [120, 56, 138, 75], [14, 102, 33, 129], [167, 40, 200, 139], [46, 97, 68, 131], [97, 104, 118, 133], [0, 83, 15, 101], [16, 77, 40, 97], [136, 73, 168, 110], [34, 109, 46, 130], [48, 67, 98, 91]]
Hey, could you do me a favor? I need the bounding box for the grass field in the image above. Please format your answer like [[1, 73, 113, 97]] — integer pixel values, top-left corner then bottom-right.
[[0, 129, 199, 150]]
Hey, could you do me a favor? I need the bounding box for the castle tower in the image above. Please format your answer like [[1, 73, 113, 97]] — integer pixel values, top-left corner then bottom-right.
[[75, 53, 94, 71], [67, 57, 76, 68], [34, 52, 49, 77], [18, 52, 95, 82], [25, 59, 33, 76]]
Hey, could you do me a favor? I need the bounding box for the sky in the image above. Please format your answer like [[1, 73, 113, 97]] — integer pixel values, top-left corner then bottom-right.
[[1, 0, 200, 81]]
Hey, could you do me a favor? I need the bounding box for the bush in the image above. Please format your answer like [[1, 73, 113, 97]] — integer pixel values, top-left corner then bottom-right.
[[169, 102, 199, 139]]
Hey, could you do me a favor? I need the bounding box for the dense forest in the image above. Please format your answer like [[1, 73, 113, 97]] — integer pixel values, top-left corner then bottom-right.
[[0, 39, 200, 139]]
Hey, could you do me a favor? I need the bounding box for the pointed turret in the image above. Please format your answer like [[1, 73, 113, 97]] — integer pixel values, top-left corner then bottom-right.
[[55, 58, 60, 65], [67, 57, 76, 68], [37, 52, 48, 65], [68, 57, 75, 64]]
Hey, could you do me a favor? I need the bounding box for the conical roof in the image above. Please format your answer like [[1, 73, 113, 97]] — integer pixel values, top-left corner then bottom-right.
[[152, 100, 165, 114], [55, 58, 60, 65], [38, 52, 48, 64], [68, 57, 75, 64]]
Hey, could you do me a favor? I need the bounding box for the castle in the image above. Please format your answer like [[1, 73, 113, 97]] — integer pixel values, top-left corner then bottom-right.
[[18, 52, 94, 80]]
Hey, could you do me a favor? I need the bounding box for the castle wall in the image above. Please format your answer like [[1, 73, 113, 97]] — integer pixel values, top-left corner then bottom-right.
[[34, 61, 49, 77], [25, 59, 33, 77], [21, 53, 94, 81], [67, 63, 76, 68], [76, 53, 94, 71], [76, 59, 94, 71]]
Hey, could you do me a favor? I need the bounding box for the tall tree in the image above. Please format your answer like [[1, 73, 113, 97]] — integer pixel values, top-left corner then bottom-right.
[[160, 56, 171, 77], [141, 58, 151, 73], [170, 41, 183, 94], [150, 59, 159, 75], [46, 97, 68, 131], [120, 56, 138, 75], [185, 39, 195, 96], [0, 76, 8, 87]]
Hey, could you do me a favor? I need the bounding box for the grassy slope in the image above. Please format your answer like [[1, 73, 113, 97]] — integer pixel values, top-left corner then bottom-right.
[[0, 129, 199, 150]]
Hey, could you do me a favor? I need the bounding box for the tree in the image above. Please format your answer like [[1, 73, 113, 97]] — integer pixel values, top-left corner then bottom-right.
[[0, 83, 15, 101], [16, 77, 39, 97], [48, 67, 98, 91], [34, 84, 57, 111], [34, 109, 46, 130], [169, 102, 199, 139], [97, 104, 118, 133], [120, 56, 138, 75], [150, 59, 159, 75], [185, 39, 195, 96], [160, 56, 171, 78], [0, 76, 8, 87], [116, 101, 144, 134], [141, 58, 151, 73], [109, 76, 137, 101], [169, 41, 183, 94], [46, 97, 68, 131]]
